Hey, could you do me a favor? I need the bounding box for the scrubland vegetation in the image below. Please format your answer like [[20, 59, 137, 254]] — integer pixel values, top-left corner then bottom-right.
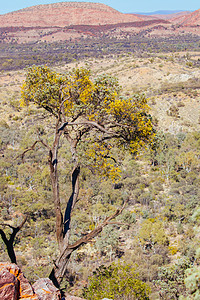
[[0, 46, 200, 299], [0, 34, 200, 71]]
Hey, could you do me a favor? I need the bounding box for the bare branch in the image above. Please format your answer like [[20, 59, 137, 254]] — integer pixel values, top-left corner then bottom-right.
[[17, 215, 27, 231], [58, 120, 119, 136], [0, 228, 8, 244], [67, 199, 128, 251], [18, 141, 39, 161], [103, 155, 117, 163], [57, 122, 68, 133], [0, 216, 27, 231], [0, 223, 15, 229], [0, 215, 27, 264], [36, 128, 51, 150], [17, 138, 51, 162], [10, 216, 27, 243]]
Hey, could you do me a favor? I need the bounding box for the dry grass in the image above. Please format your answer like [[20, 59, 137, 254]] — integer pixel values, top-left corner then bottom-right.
[[1, 51, 200, 132]]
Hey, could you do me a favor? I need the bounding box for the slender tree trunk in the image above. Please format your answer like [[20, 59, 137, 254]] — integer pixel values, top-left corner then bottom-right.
[[64, 165, 80, 236], [47, 121, 128, 287], [62, 139, 80, 247], [48, 130, 64, 251], [6, 241, 17, 264]]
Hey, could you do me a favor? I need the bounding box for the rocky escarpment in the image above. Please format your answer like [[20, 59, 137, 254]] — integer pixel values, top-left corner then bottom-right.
[[0, 2, 199, 44]]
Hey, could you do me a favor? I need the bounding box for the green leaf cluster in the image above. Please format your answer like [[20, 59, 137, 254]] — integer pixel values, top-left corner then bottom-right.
[[83, 262, 150, 300]]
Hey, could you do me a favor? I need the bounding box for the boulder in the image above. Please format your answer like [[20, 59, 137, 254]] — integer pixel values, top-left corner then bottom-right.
[[32, 278, 61, 300], [0, 262, 85, 300], [0, 262, 38, 300], [18, 272, 38, 299], [0, 262, 19, 300], [64, 295, 85, 300]]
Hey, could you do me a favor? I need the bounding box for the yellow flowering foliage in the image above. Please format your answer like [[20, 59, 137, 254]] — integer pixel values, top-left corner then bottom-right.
[[81, 141, 122, 181], [107, 94, 154, 153], [21, 65, 67, 115], [21, 65, 155, 179], [21, 66, 119, 120]]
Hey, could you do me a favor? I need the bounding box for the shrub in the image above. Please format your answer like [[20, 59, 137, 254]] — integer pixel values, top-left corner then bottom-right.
[[83, 262, 150, 300], [154, 257, 191, 299]]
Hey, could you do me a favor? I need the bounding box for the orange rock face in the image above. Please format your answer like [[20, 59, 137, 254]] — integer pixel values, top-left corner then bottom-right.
[[0, 262, 61, 300], [0, 263, 19, 300]]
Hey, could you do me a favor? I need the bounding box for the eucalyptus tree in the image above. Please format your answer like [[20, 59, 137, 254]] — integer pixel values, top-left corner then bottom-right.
[[21, 65, 154, 286]]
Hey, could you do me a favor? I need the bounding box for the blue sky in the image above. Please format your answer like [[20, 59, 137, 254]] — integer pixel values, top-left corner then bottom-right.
[[1, 0, 199, 15]]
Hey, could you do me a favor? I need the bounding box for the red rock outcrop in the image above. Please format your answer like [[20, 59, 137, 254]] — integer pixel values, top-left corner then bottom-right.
[[0, 262, 61, 300], [0, 2, 145, 28], [0, 2, 199, 44], [0, 263, 19, 300], [0, 262, 38, 300]]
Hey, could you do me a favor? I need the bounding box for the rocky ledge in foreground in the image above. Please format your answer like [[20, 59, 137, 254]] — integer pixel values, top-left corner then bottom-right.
[[0, 262, 84, 300]]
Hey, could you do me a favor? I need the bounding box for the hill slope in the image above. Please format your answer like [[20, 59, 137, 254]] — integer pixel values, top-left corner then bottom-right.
[[180, 8, 200, 26], [0, 2, 145, 27], [172, 9, 200, 25], [0, 3, 199, 44]]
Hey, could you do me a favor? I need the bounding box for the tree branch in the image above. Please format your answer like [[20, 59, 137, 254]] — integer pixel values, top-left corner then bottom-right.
[[18, 141, 39, 161], [58, 120, 119, 136], [0, 228, 8, 245], [0, 216, 27, 263], [18, 139, 50, 162], [0, 216, 27, 232], [0, 223, 15, 230], [49, 199, 128, 286], [64, 199, 127, 252]]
